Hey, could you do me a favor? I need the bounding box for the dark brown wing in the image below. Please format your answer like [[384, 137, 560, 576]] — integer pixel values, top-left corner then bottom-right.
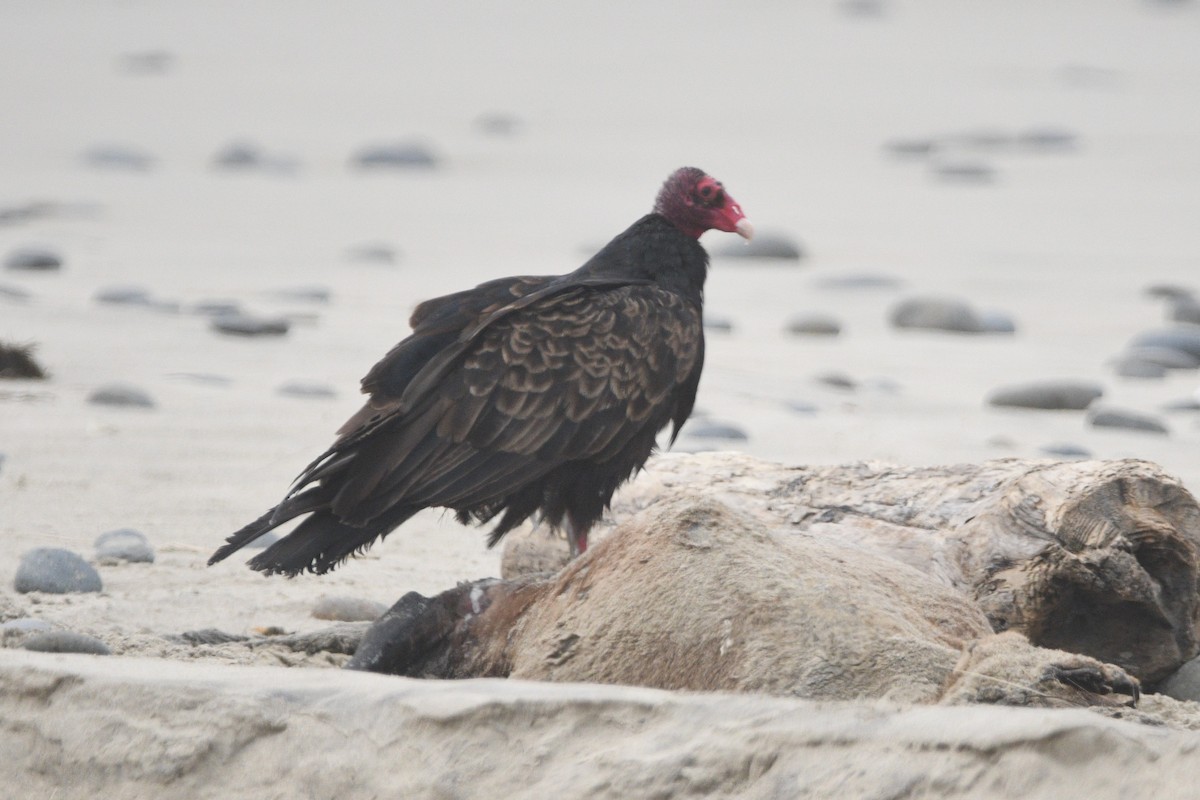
[[303, 283, 703, 526]]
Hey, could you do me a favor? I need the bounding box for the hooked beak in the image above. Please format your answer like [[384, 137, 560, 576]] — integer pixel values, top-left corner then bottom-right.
[[713, 195, 754, 240]]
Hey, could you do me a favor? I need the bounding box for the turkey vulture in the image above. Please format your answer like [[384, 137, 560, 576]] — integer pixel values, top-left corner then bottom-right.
[[209, 167, 752, 576]]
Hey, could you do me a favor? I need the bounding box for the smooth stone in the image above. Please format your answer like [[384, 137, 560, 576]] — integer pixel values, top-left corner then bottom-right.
[[345, 243, 399, 264], [813, 273, 904, 291], [191, 299, 243, 317], [0, 284, 33, 302], [930, 162, 995, 182], [94, 285, 154, 306], [0, 342, 47, 379], [815, 372, 856, 391], [976, 311, 1017, 334], [785, 400, 819, 415], [265, 286, 332, 304], [94, 528, 155, 564], [1144, 283, 1195, 302], [212, 141, 266, 169], [1118, 346, 1200, 370], [210, 314, 290, 337], [1130, 328, 1200, 359], [1018, 127, 1080, 151], [277, 381, 337, 399], [683, 420, 749, 441], [22, 631, 110, 655], [711, 231, 803, 260], [890, 296, 986, 333], [1087, 407, 1169, 435], [1162, 398, 1200, 412], [87, 384, 155, 409], [474, 112, 523, 136], [987, 381, 1103, 411], [785, 314, 841, 337], [883, 138, 937, 158], [4, 247, 62, 271], [1169, 298, 1200, 325], [0, 618, 52, 634], [82, 144, 154, 171], [351, 142, 439, 169], [14, 548, 102, 594], [1112, 358, 1167, 379], [704, 316, 734, 333], [1039, 443, 1092, 459], [1161, 655, 1200, 702], [311, 596, 388, 623]]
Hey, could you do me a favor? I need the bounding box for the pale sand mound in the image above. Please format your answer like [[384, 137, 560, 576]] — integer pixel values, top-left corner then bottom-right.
[[2, 648, 1197, 800]]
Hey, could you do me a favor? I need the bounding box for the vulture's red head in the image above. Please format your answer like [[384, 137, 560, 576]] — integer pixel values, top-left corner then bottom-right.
[[654, 167, 753, 241]]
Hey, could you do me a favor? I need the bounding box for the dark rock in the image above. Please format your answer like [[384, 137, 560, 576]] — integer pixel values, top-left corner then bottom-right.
[[94, 528, 155, 564], [14, 548, 102, 594], [82, 144, 154, 171], [1112, 358, 1168, 379], [0, 342, 47, 379], [1118, 346, 1200, 370], [1144, 283, 1195, 302], [711, 231, 803, 260], [931, 162, 995, 182], [890, 296, 987, 333], [87, 383, 155, 409], [22, 630, 110, 655], [312, 595, 388, 623], [210, 314, 290, 337], [94, 285, 154, 306], [1087, 407, 1169, 435], [704, 316, 734, 333], [351, 142, 439, 170], [987, 381, 1103, 411], [683, 420, 749, 441], [785, 314, 841, 337], [277, 380, 337, 399], [1130, 328, 1200, 359], [883, 138, 937, 158], [1039, 443, 1093, 459], [4, 247, 62, 271], [345, 243, 399, 264], [1161, 655, 1200, 702], [815, 372, 856, 391], [1169, 298, 1200, 325], [813, 273, 904, 291]]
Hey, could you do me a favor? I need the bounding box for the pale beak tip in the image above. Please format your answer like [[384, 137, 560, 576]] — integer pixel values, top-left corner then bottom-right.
[[735, 218, 755, 241]]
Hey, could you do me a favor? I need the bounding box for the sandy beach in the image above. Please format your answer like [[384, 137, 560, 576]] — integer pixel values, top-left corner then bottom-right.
[[2, 1, 1200, 796]]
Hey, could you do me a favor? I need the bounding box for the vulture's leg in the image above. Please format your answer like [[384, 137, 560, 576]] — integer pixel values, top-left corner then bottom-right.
[[565, 514, 590, 558]]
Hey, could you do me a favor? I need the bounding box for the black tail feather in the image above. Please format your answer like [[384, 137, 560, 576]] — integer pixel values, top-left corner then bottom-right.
[[207, 507, 280, 566], [245, 504, 421, 577]]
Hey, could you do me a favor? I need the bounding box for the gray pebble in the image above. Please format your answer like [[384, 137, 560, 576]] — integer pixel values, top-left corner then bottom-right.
[[1118, 346, 1200, 370], [930, 161, 995, 183], [785, 400, 819, 415], [82, 144, 154, 171], [265, 285, 332, 304], [815, 372, 856, 391], [210, 314, 290, 337], [5, 247, 62, 271], [1039, 443, 1093, 459], [277, 380, 337, 399], [711, 231, 804, 260], [987, 381, 1103, 410], [704, 316, 734, 333], [683, 420, 749, 441], [785, 314, 841, 337], [23, 630, 110, 655], [1130, 328, 1200, 359], [890, 296, 987, 333], [346, 243, 399, 264], [1018, 127, 1080, 152], [474, 112, 523, 136], [1163, 398, 1200, 413], [1, 617, 52, 634], [191, 299, 243, 317], [87, 383, 155, 409], [166, 372, 233, 387], [1112, 358, 1167, 379], [352, 142, 439, 169], [813, 273, 904, 291], [0, 283, 33, 302], [1087, 406, 1169, 435], [1169, 298, 1200, 325], [312, 595, 388, 622], [14, 548, 102, 594], [94, 285, 154, 306], [976, 310, 1017, 334], [94, 528, 155, 564], [1144, 283, 1195, 302], [212, 140, 266, 169], [883, 138, 937, 158]]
